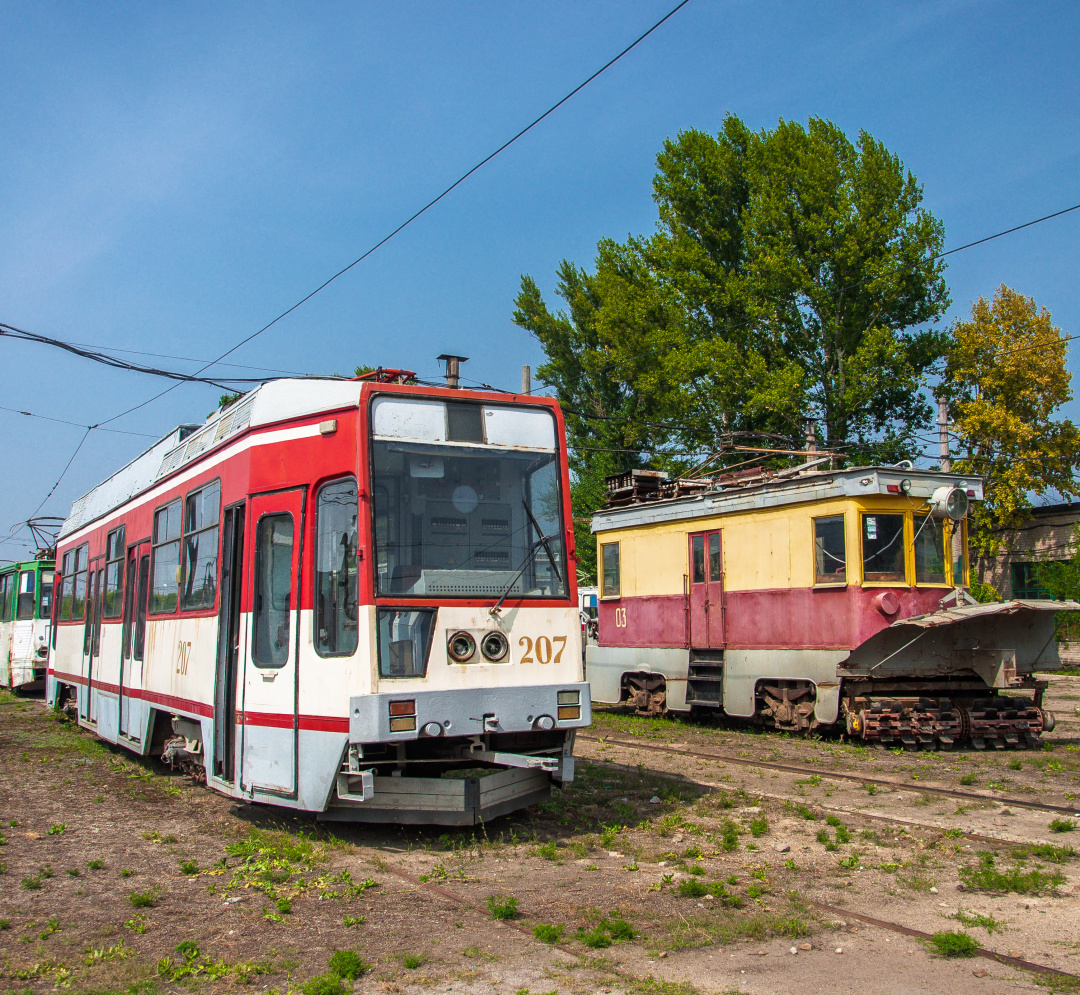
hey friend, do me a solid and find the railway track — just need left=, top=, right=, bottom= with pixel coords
left=377, top=856, right=1080, bottom=983
left=580, top=733, right=1080, bottom=818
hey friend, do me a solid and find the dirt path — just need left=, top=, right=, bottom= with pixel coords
left=1, top=686, right=1078, bottom=995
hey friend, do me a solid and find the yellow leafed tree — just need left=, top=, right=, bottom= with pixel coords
left=942, top=285, right=1080, bottom=571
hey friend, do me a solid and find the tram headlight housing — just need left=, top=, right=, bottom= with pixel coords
left=930, top=485, right=969, bottom=521
left=557, top=691, right=581, bottom=721
left=480, top=630, right=509, bottom=662
left=447, top=631, right=476, bottom=663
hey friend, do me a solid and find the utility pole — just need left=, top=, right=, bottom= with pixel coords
left=938, top=398, right=951, bottom=472
left=522, top=365, right=531, bottom=395
left=804, top=421, right=817, bottom=465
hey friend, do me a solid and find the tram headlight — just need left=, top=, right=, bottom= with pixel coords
left=534, top=715, right=555, bottom=730
left=447, top=631, right=476, bottom=662
left=930, top=485, right=969, bottom=521
left=420, top=721, right=443, bottom=737
left=480, top=630, right=508, bottom=662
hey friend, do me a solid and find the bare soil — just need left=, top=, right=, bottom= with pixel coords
left=0, top=678, right=1078, bottom=995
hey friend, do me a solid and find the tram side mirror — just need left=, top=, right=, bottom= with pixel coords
left=929, top=485, right=968, bottom=521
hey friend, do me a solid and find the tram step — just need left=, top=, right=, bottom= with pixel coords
left=687, top=660, right=724, bottom=706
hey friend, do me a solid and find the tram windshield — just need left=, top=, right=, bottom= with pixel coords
left=372, top=441, right=568, bottom=599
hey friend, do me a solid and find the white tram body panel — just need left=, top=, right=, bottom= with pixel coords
left=48, top=378, right=589, bottom=823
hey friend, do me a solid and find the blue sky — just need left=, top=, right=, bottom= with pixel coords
left=2, top=0, right=1078, bottom=560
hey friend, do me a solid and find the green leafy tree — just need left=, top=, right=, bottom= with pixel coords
left=941, top=285, right=1080, bottom=572
left=515, top=115, right=951, bottom=575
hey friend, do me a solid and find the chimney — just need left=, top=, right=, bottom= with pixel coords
left=437, top=354, right=468, bottom=389
left=522, top=365, right=531, bottom=395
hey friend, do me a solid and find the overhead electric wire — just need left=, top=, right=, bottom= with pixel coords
left=0, top=404, right=160, bottom=438
left=89, top=0, right=693, bottom=429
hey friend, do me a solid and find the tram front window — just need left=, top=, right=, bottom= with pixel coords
left=372, top=441, right=568, bottom=599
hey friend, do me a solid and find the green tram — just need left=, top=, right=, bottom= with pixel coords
left=0, top=557, right=55, bottom=690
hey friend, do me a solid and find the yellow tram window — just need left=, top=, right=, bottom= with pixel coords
left=914, top=515, right=947, bottom=584
left=813, top=515, right=846, bottom=584
left=948, top=520, right=969, bottom=587
left=708, top=533, right=722, bottom=582
left=862, top=514, right=906, bottom=583
left=691, top=534, right=706, bottom=584
left=601, top=542, right=620, bottom=598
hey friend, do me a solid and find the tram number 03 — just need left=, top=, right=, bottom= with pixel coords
left=518, top=635, right=566, bottom=664
left=175, top=640, right=192, bottom=676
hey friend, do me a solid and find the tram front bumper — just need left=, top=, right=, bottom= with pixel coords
left=349, top=682, right=591, bottom=744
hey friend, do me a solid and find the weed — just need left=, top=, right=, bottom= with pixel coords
left=795, top=804, right=817, bottom=821
left=463, top=945, right=498, bottom=961
left=403, top=954, right=425, bottom=969
left=1050, top=818, right=1076, bottom=834
left=86, top=941, right=130, bottom=965
left=486, top=894, right=519, bottom=920
left=599, top=825, right=620, bottom=848
left=533, top=923, right=566, bottom=944
left=749, top=813, right=769, bottom=837
left=125, top=915, right=149, bottom=934
left=826, top=814, right=842, bottom=827
left=129, top=886, right=158, bottom=908
left=683, top=844, right=703, bottom=859
left=720, top=820, right=739, bottom=852
left=342, top=913, right=365, bottom=927
left=1008, top=759, right=1023, bottom=770
left=746, top=883, right=766, bottom=899
left=87, top=859, right=104, bottom=870
left=863, top=782, right=878, bottom=796
left=959, top=773, right=977, bottom=786
left=952, top=908, right=1003, bottom=934
left=678, top=878, right=708, bottom=898
left=784, top=859, right=796, bottom=871
left=120, top=868, right=133, bottom=877
left=536, top=840, right=559, bottom=861
left=578, top=927, right=612, bottom=949
left=46, top=822, right=66, bottom=835
left=928, top=930, right=979, bottom=957
left=0, top=920, right=8, bottom=930
left=327, top=950, right=371, bottom=979
left=39, top=915, right=60, bottom=939
left=179, top=859, right=198, bottom=875
left=688, top=864, right=706, bottom=876
left=839, top=854, right=861, bottom=869
left=65, top=867, right=79, bottom=877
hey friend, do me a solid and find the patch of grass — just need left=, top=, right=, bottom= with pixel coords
left=749, top=813, right=769, bottom=837
left=1008, top=758, right=1023, bottom=770
left=688, top=864, right=706, bottom=876
left=486, top=895, right=519, bottom=920
left=959, top=852, right=1065, bottom=894
left=683, top=844, right=703, bottom=859
left=1012, top=844, right=1076, bottom=864
left=0, top=920, right=9, bottom=930
left=578, top=927, right=612, bottom=949
left=327, top=950, right=370, bottom=979
left=300, top=974, right=346, bottom=995
left=179, top=859, right=198, bottom=875
left=928, top=930, right=979, bottom=958
left=863, top=782, right=877, bottom=795
left=342, top=914, right=365, bottom=927
left=65, top=867, right=79, bottom=877
left=666, top=904, right=815, bottom=950
left=120, top=868, right=133, bottom=878
left=403, top=954, right=425, bottom=969
left=125, top=915, right=149, bottom=934
left=533, top=923, right=566, bottom=944
left=720, top=820, right=739, bottom=851
left=959, top=773, right=978, bottom=786
left=1050, top=818, right=1076, bottom=834
left=129, top=886, right=158, bottom=908
left=87, top=859, right=104, bottom=870
left=46, top=822, right=66, bottom=835
left=536, top=840, right=559, bottom=861
left=952, top=908, right=1004, bottom=934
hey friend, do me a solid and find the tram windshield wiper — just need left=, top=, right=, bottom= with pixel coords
left=489, top=533, right=559, bottom=616
left=521, top=499, right=561, bottom=583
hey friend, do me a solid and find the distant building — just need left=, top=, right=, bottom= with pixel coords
left=983, top=502, right=1080, bottom=599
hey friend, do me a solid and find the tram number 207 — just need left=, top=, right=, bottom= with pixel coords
left=518, top=635, right=567, bottom=664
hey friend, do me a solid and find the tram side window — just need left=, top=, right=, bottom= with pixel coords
left=601, top=542, right=620, bottom=598
left=948, top=520, right=968, bottom=587
left=862, top=514, right=906, bottom=583
left=58, top=551, right=73, bottom=620
left=315, top=478, right=359, bottom=657
left=914, top=515, right=947, bottom=584
left=814, top=515, right=846, bottom=584
left=151, top=500, right=182, bottom=613
left=182, top=481, right=220, bottom=610
left=0, top=573, right=11, bottom=619
left=103, top=526, right=126, bottom=618
left=15, top=572, right=35, bottom=620
left=39, top=571, right=54, bottom=619
left=253, top=514, right=294, bottom=668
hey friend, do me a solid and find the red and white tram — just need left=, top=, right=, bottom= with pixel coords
left=48, top=372, right=589, bottom=823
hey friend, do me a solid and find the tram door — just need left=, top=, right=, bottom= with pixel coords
left=688, top=531, right=724, bottom=649
left=213, top=504, right=245, bottom=783
left=119, top=545, right=150, bottom=742
left=80, top=562, right=104, bottom=722
left=240, top=490, right=304, bottom=796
